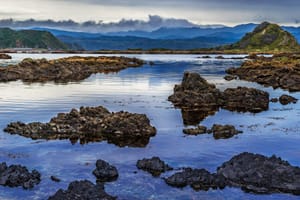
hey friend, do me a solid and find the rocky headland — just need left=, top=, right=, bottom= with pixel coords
left=4, top=106, right=156, bottom=147
left=0, top=56, right=144, bottom=83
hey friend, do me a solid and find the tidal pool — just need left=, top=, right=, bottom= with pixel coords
left=0, top=54, right=299, bottom=200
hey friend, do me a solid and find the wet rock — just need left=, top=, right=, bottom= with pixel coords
left=166, top=152, right=300, bottom=195
left=224, top=75, right=237, bottom=81
left=183, top=125, right=207, bottom=135
left=226, top=54, right=300, bottom=92
left=210, top=124, right=242, bottom=139
left=270, top=98, right=279, bottom=103
left=279, top=95, right=298, bottom=105
left=50, top=176, right=61, bottom=182
left=0, top=53, right=11, bottom=59
left=48, top=180, right=116, bottom=200
left=0, top=56, right=144, bottom=83
left=222, top=87, right=269, bottom=113
left=93, top=160, right=118, bottom=182
left=215, top=56, right=225, bottom=59
left=136, top=157, right=173, bottom=177
left=4, top=106, right=156, bottom=147
left=217, top=152, right=300, bottom=195
left=0, top=162, right=41, bottom=189
left=169, top=72, right=269, bottom=125
left=201, top=55, right=211, bottom=59
left=165, top=168, right=227, bottom=190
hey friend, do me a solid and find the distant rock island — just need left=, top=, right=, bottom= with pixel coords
left=0, top=28, right=67, bottom=50
left=221, top=22, right=300, bottom=52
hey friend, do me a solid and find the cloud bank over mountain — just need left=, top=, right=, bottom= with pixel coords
left=0, top=15, right=209, bottom=32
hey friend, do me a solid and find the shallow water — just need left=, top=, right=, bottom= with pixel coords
left=0, top=53, right=300, bottom=200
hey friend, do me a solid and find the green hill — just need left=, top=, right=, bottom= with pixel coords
left=221, top=22, right=300, bottom=52
left=0, top=28, right=67, bottom=50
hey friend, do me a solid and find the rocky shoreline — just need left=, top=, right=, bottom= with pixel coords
left=226, top=53, right=300, bottom=92
left=4, top=106, right=156, bottom=147
left=0, top=56, right=144, bottom=83
left=168, top=72, right=269, bottom=125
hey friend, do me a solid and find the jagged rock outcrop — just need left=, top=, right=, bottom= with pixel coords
left=168, top=72, right=269, bottom=124
left=165, top=152, right=300, bottom=195
left=4, top=106, right=156, bottom=147
left=0, top=56, right=144, bottom=83
left=226, top=54, right=300, bottom=92
left=0, top=162, right=41, bottom=189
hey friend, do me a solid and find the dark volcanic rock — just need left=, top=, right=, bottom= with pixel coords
left=224, top=75, right=237, bottom=81
left=136, top=157, right=173, bottom=177
left=0, top=162, right=41, bottom=189
left=50, top=176, right=61, bottom=182
left=165, top=168, right=227, bottom=190
left=168, top=72, right=269, bottom=124
left=0, top=56, right=144, bottom=83
left=183, top=125, right=207, bottom=135
left=4, top=106, right=156, bottom=147
left=165, top=152, right=300, bottom=195
left=93, top=160, right=118, bottom=182
left=210, top=124, right=243, bottom=139
left=217, top=152, right=300, bottom=195
left=0, top=53, right=11, bottom=59
left=216, top=56, right=225, bottom=59
left=279, top=95, right=298, bottom=105
left=48, top=180, right=116, bottom=200
left=222, top=87, right=269, bottom=113
left=226, top=54, right=300, bottom=92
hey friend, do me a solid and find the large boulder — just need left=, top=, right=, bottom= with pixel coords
left=93, top=160, right=118, bottom=182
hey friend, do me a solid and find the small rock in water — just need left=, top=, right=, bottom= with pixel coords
left=279, top=95, right=298, bottom=105
left=136, top=157, right=173, bottom=177
left=210, top=124, right=243, bottom=139
left=50, top=176, right=61, bottom=182
left=93, top=159, right=118, bottom=182
left=183, top=125, right=207, bottom=135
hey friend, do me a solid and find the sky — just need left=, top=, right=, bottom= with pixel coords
left=0, top=0, right=299, bottom=26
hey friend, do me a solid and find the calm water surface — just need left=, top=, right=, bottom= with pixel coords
left=0, top=54, right=300, bottom=200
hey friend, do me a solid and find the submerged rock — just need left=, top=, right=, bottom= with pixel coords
left=0, top=56, right=144, bottom=83
left=165, top=152, right=300, bottom=195
left=169, top=72, right=269, bottom=124
left=4, top=106, right=156, bottom=147
left=0, top=162, right=41, bottom=189
left=48, top=180, right=116, bottom=200
left=93, top=160, right=118, bottom=182
left=136, top=157, right=173, bottom=177
left=279, top=95, right=298, bottom=105
left=226, top=54, right=300, bottom=92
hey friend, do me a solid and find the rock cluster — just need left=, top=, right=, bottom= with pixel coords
left=0, top=56, right=144, bottom=83
left=226, top=54, right=300, bottom=92
left=93, top=160, right=119, bottom=182
left=0, top=162, right=41, bottom=189
left=168, top=72, right=269, bottom=125
left=165, top=152, right=300, bottom=195
left=183, top=124, right=242, bottom=139
left=0, top=53, right=11, bottom=59
left=48, top=180, right=116, bottom=200
left=136, top=157, right=173, bottom=177
left=4, top=106, right=156, bottom=147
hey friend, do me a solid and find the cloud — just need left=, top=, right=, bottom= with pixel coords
left=0, top=15, right=199, bottom=32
